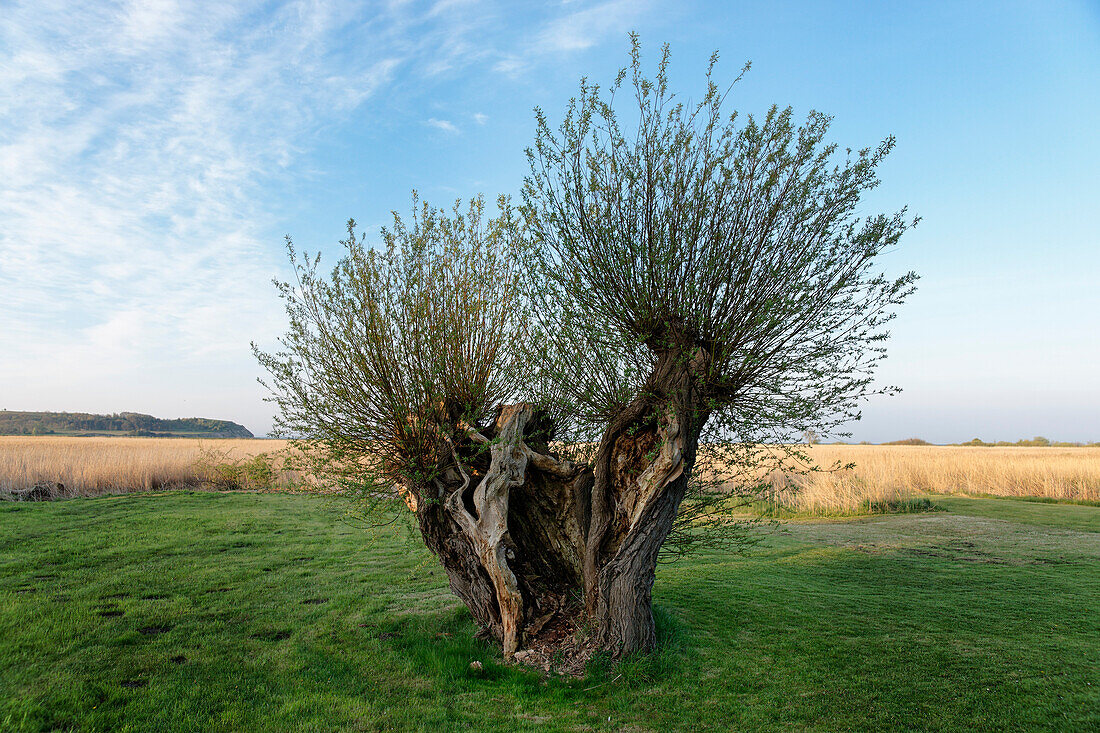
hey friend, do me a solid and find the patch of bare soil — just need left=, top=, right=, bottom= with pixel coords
left=511, top=602, right=598, bottom=677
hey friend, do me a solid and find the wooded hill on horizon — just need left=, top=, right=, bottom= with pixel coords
left=0, top=410, right=253, bottom=438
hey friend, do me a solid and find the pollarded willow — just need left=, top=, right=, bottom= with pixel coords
left=256, top=37, right=916, bottom=667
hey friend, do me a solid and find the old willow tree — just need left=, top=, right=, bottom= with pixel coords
left=255, top=40, right=916, bottom=667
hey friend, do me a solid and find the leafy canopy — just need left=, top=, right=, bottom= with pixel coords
left=523, top=35, right=916, bottom=443
left=255, top=194, right=530, bottom=498
left=256, top=37, right=916, bottom=551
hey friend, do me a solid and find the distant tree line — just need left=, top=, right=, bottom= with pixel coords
left=846, top=436, right=1100, bottom=447
left=0, top=411, right=253, bottom=438
left=957, top=436, right=1100, bottom=448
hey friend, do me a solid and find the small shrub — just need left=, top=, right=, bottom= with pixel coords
left=862, top=497, right=939, bottom=514
left=193, top=448, right=280, bottom=491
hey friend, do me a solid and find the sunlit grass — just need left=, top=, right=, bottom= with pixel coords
left=1, top=492, right=1096, bottom=731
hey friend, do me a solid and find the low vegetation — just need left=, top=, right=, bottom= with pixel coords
left=1, top=492, right=1096, bottom=731
left=760, top=444, right=1100, bottom=514
left=0, top=437, right=293, bottom=497
left=4, top=438, right=1099, bottom=513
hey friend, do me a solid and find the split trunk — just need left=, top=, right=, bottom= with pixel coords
left=407, top=349, right=712, bottom=663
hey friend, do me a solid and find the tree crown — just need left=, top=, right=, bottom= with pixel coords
left=523, top=35, right=916, bottom=441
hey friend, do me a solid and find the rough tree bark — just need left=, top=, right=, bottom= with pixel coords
left=405, top=345, right=713, bottom=666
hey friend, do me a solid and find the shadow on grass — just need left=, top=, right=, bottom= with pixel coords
left=1003, top=496, right=1100, bottom=508
left=582, top=604, right=690, bottom=689
left=372, top=602, right=692, bottom=696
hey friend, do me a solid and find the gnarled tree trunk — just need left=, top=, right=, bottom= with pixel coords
left=407, top=348, right=712, bottom=666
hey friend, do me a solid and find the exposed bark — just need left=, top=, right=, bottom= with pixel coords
left=408, top=347, right=713, bottom=666
left=587, top=346, right=712, bottom=655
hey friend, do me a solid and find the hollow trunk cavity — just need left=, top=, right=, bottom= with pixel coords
left=409, top=349, right=711, bottom=666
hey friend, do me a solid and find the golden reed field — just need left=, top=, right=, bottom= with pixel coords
left=768, top=444, right=1100, bottom=513
left=0, top=437, right=294, bottom=496
left=2, top=436, right=1099, bottom=510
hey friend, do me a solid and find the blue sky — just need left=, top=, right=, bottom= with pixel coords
left=1, top=0, right=1098, bottom=441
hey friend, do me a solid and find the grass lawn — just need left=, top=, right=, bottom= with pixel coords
left=1, top=493, right=1097, bottom=732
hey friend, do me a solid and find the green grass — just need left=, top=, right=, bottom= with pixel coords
left=1, top=493, right=1097, bottom=732
left=756, top=496, right=941, bottom=519
left=1001, top=496, right=1100, bottom=509
left=932, top=495, right=1100, bottom=533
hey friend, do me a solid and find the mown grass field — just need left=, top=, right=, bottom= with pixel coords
left=1, top=492, right=1097, bottom=731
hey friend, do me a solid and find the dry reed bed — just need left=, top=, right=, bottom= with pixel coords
left=2, top=438, right=1099, bottom=509
left=772, top=445, right=1100, bottom=513
left=0, top=437, right=292, bottom=496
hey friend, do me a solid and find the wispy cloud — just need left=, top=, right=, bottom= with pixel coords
left=426, top=118, right=460, bottom=133
left=494, top=0, right=648, bottom=76
left=493, top=55, right=527, bottom=75
left=0, top=0, right=409, bottom=421
left=0, top=0, right=656, bottom=429
left=536, top=0, right=645, bottom=53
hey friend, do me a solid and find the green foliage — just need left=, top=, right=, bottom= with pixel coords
left=257, top=37, right=917, bottom=552
left=862, top=496, right=939, bottom=514
left=516, top=36, right=917, bottom=550
left=0, top=410, right=252, bottom=437
left=253, top=195, right=531, bottom=506
left=192, top=448, right=279, bottom=491
left=755, top=495, right=940, bottom=519
left=522, top=34, right=917, bottom=441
